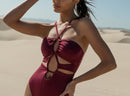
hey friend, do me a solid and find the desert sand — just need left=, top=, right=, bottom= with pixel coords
left=0, top=17, right=130, bottom=96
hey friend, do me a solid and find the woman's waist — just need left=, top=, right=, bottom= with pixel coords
left=41, top=61, right=75, bottom=78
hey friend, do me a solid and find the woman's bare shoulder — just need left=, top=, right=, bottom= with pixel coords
left=77, top=17, right=96, bottom=37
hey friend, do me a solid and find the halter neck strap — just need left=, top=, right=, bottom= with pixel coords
left=55, top=21, right=70, bottom=39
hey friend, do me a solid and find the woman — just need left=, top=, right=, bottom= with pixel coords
left=3, top=0, right=117, bottom=96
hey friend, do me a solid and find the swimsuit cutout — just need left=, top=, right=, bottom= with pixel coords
left=29, top=19, right=85, bottom=96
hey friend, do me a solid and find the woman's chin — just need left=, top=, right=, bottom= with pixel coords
left=53, top=9, right=60, bottom=13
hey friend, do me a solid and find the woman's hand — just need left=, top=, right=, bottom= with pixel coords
left=60, top=80, right=76, bottom=96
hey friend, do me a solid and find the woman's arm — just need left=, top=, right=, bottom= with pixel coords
left=72, top=17, right=117, bottom=85
left=3, top=0, right=38, bottom=23
left=3, top=0, right=51, bottom=38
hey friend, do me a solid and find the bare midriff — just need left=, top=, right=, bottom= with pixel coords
left=42, top=55, right=74, bottom=75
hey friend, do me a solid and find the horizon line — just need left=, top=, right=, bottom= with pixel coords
left=0, top=16, right=130, bottom=31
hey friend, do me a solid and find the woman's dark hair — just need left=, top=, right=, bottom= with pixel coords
left=74, top=0, right=95, bottom=19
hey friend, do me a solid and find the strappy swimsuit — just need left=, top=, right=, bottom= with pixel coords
left=29, top=19, right=84, bottom=96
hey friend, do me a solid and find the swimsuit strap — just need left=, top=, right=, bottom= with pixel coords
left=55, top=19, right=74, bottom=40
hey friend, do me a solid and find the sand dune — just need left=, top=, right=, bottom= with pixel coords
left=121, top=29, right=130, bottom=36
left=1, top=17, right=130, bottom=44
left=0, top=40, right=129, bottom=96
left=0, top=17, right=130, bottom=96
left=98, top=29, right=130, bottom=44
left=118, top=38, right=130, bottom=43
left=0, top=18, right=11, bottom=31
left=0, top=29, right=40, bottom=41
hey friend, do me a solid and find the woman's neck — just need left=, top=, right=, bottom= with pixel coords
left=57, top=11, right=78, bottom=25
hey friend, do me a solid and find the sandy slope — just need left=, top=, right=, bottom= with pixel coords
left=0, top=17, right=130, bottom=96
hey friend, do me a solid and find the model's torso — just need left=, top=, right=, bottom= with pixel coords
left=41, top=19, right=89, bottom=78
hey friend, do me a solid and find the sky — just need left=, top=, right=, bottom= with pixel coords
left=0, top=0, right=130, bottom=30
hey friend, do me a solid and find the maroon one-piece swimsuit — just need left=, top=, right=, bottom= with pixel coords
left=29, top=19, right=84, bottom=96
